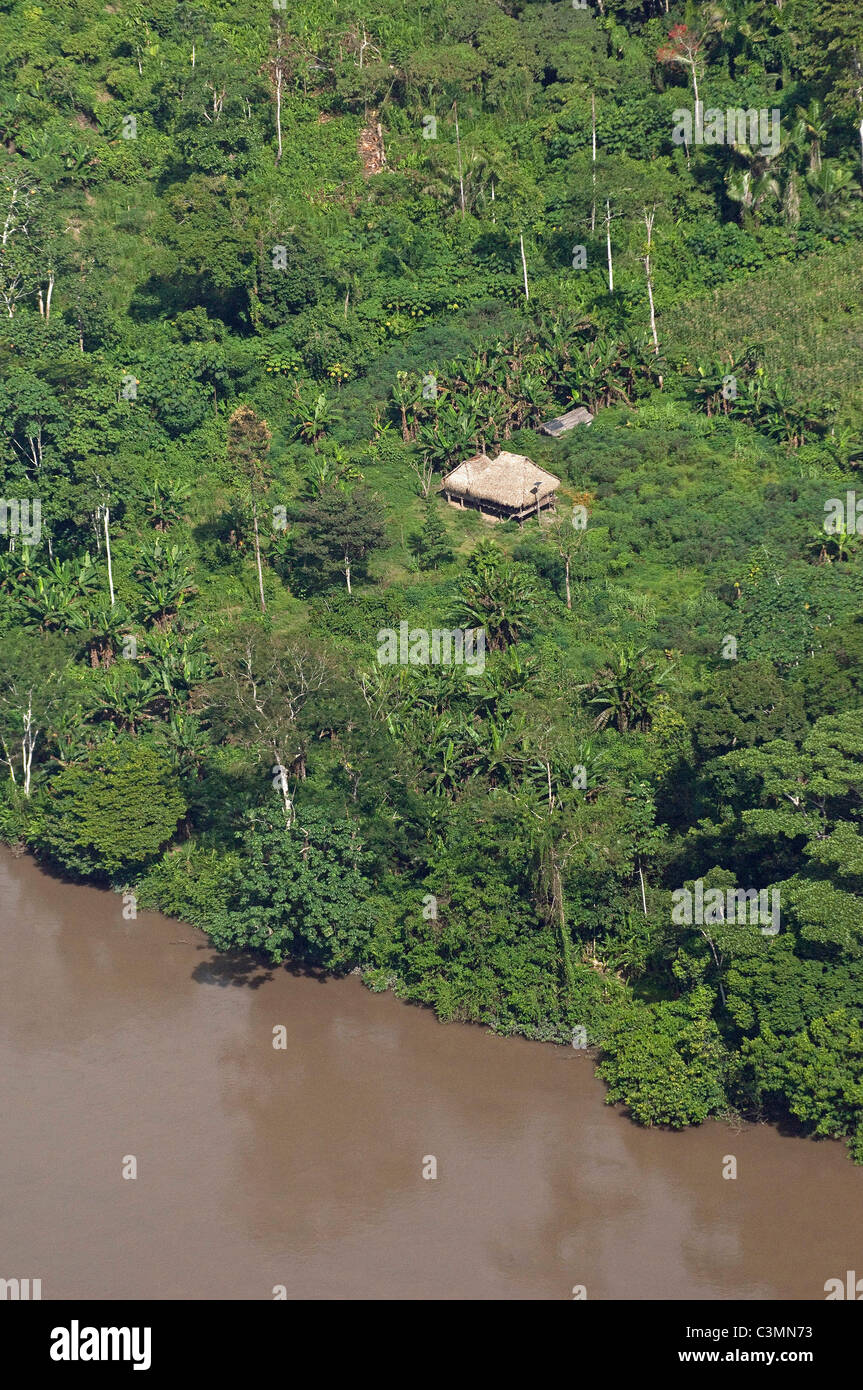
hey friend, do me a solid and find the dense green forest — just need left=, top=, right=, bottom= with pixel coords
left=1, top=0, right=863, bottom=1157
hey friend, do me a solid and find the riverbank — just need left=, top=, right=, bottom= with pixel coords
left=3, top=845, right=862, bottom=1300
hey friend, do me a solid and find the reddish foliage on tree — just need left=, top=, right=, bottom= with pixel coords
left=656, top=24, right=705, bottom=108
left=656, top=24, right=702, bottom=68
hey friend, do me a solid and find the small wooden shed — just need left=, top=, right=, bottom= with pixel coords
left=540, top=406, right=593, bottom=437
left=441, top=451, right=561, bottom=522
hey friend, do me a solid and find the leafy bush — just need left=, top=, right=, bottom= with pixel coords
left=33, top=740, right=186, bottom=880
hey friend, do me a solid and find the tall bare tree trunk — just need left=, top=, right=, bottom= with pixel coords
left=1, top=733, right=16, bottom=785
left=103, top=505, right=115, bottom=607
left=22, top=697, right=35, bottom=797
left=605, top=200, right=614, bottom=292
left=519, top=233, right=530, bottom=300
left=453, top=101, right=465, bottom=217
left=642, top=206, right=659, bottom=354
left=272, top=745, right=293, bottom=823
left=2, top=186, right=17, bottom=247
left=252, top=501, right=266, bottom=612
left=590, top=92, right=597, bottom=234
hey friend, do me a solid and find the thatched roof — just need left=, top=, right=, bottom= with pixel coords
left=442, top=451, right=561, bottom=510
left=540, top=406, right=593, bottom=436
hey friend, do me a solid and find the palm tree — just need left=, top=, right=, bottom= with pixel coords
left=724, top=111, right=790, bottom=225
left=792, top=98, right=828, bottom=174
left=806, top=162, right=855, bottom=216
left=782, top=169, right=802, bottom=226
left=462, top=148, right=508, bottom=218
left=726, top=166, right=780, bottom=224
left=227, top=405, right=272, bottom=614
left=414, top=145, right=458, bottom=206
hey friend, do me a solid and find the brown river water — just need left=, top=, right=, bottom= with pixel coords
left=2, top=846, right=861, bottom=1301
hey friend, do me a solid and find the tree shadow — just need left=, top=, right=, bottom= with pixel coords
left=191, top=949, right=274, bottom=989
left=191, top=949, right=344, bottom=990
left=282, top=958, right=340, bottom=985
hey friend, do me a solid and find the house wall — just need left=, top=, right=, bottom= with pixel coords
left=442, top=491, right=558, bottom=520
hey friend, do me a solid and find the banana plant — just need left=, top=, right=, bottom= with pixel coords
left=45, top=702, right=107, bottom=770
left=75, top=598, right=134, bottom=669
left=134, top=542, right=198, bottom=629
left=824, top=428, right=863, bottom=470
left=807, top=520, right=860, bottom=566
left=86, top=663, right=160, bottom=734
left=453, top=545, right=536, bottom=651
left=758, top=379, right=810, bottom=447
left=418, top=400, right=482, bottom=468
left=464, top=645, right=532, bottom=717
left=144, top=628, right=213, bottom=712
left=581, top=644, right=672, bottom=734
left=289, top=385, right=335, bottom=450
left=157, top=712, right=212, bottom=777
left=459, top=712, right=528, bottom=790
left=146, top=477, right=192, bottom=531
left=428, top=731, right=460, bottom=797
left=303, top=445, right=364, bottom=497
left=16, top=553, right=99, bottom=632
left=391, top=370, right=423, bottom=441
left=0, top=547, right=35, bottom=600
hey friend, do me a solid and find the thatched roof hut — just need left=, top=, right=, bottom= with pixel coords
left=540, top=406, right=593, bottom=436
left=442, top=451, right=561, bottom=521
